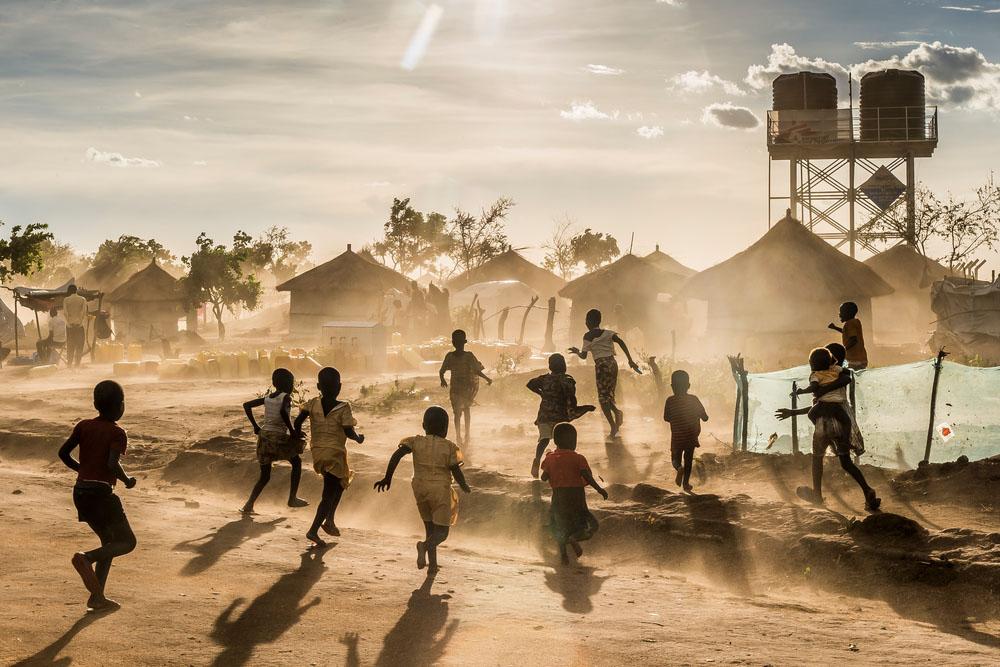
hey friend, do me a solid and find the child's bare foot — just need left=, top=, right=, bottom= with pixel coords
left=416, top=541, right=427, bottom=570
left=321, top=522, right=340, bottom=537
left=87, top=594, right=120, bottom=612
left=288, top=497, right=309, bottom=508
left=570, top=540, right=583, bottom=557
left=239, top=505, right=256, bottom=515
left=608, top=426, right=619, bottom=439
left=683, top=483, right=694, bottom=493
left=674, top=469, right=683, bottom=487
left=614, top=409, right=624, bottom=427
left=530, top=458, right=541, bottom=479
left=71, top=553, right=100, bottom=595
left=306, top=530, right=327, bottom=548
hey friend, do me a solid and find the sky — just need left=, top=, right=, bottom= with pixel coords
left=1, top=0, right=999, bottom=270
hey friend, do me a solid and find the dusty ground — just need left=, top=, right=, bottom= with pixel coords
left=1, top=367, right=999, bottom=666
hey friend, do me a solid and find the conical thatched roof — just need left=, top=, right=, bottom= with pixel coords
left=644, top=246, right=696, bottom=278
left=107, top=261, right=183, bottom=303
left=276, top=245, right=410, bottom=293
left=679, top=213, right=893, bottom=303
left=864, top=244, right=950, bottom=292
left=559, top=253, right=686, bottom=300
left=448, top=249, right=565, bottom=297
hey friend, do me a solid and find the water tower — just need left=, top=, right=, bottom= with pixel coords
left=766, top=69, right=938, bottom=256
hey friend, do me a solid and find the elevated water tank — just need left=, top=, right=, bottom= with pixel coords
left=772, top=72, right=838, bottom=110
left=860, top=69, right=925, bottom=141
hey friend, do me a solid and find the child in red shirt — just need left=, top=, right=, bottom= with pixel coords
left=58, top=380, right=137, bottom=611
left=540, top=423, right=608, bottom=565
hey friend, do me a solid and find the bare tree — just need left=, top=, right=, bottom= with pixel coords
left=542, top=215, right=577, bottom=280
left=447, top=197, right=514, bottom=275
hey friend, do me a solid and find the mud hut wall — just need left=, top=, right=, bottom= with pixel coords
left=111, top=301, right=182, bottom=341
left=287, top=289, right=384, bottom=337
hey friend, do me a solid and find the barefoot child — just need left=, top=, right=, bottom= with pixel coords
left=241, top=368, right=307, bottom=514
left=540, top=423, right=608, bottom=565
left=440, top=329, right=492, bottom=446
left=776, top=347, right=880, bottom=512
left=568, top=309, right=642, bottom=439
left=374, top=406, right=470, bottom=571
left=527, top=353, right=595, bottom=478
left=294, top=367, right=364, bottom=547
left=662, top=370, right=709, bottom=492
left=58, top=380, right=137, bottom=610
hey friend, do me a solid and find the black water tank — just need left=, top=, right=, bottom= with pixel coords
left=772, top=72, right=838, bottom=110
left=860, top=69, right=925, bottom=141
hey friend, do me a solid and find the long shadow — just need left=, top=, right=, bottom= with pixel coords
left=210, top=545, right=331, bottom=666
left=341, top=632, right=360, bottom=667
left=374, top=572, right=459, bottom=667
left=174, top=516, right=286, bottom=576
left=602, top=440, right=641, bottom=484
left=682, top=493, right=753, bottom=596
left=863, top=466, right=943, bottom=530
left=13, top=609, right=116, bottom=666
left=543, top=565, right=611, bottom=614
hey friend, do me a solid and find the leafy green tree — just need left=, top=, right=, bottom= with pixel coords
left=0, top=222, right=55, bottom=283
left=234, top=226, right=312, bottom=283
left=9, top=237, right=88, bottom=287
left=570, top=228, right=620, bottom=272
left=372, top=198, right=452, bottom=275
left=448, top=197, right=514, bottom=275
left=90, top=235, right=174, bottom=281
left=181, top=233, right=262, bottom=341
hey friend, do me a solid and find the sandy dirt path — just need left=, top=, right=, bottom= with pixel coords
left=2, top=463, right=998, bottom=667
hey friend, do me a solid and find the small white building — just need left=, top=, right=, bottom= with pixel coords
left=321, top=321, right=387, bottom=373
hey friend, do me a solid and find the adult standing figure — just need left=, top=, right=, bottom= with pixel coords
left=63, top=285, right=89, bottom=368
left=569, top=308, right=642, bottom=439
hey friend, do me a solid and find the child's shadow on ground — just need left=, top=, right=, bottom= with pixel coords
left=209, top=545, right=331, bottom=666
left=375, top=572, right=458, bottom=667
left=174, top=516, right=286, bottom=576
left=544, top=564, right=611, bottom=614
left=12, top=608, right=116, bottom=666
left=602, top=440, right=661, bottom=485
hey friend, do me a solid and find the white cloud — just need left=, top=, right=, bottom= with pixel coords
left=583, top=64, right=624, bottom=76
left=853, top=41, right=1000, bottom=110
left=656, top=0, right=686, bottom=5
left=193, top=160, right=208, bottom=166
left=636, top=125, right=664, bottom=139
left=941, top=5, right=980, bottom=11
left=745, top=43, right=850, bottom=90
left=854, top=40, right=923, bottom=50
left=85, top=147, right=161, bottom=168
left=669, top=70, right=746, bottom=95
left=701, top=103, right=760, bottom=130
left=559, top=101, right=617, bottom=121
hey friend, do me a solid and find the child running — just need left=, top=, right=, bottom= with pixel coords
left=241, top=368, right=308, bottom=514
left=828, top=301, right=868, bottom=370
left=294, top=367, right=364, bottom=548
left=540, top=423, right=608, bottom=565
left=569, top=308, right=642, bottom=439
left=58, top=380, right=137, bottom=611
left=777, top=347, right=880, bottom=512
left=662, top=370, right=709, bottom=492
left=527, top=353, right=595, bottom=479
left=374, top=406, right=470, bottom=572
left=440, top=329, right=492, bottom=446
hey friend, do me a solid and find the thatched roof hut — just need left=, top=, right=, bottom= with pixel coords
left=864, top=244, right=951, bottom=345
left=277, top=245, right=410, bottom=336
left=644, top=245, right=696, bottom=278
left=448, top=249, right=565, bottom=298
left=559, top=254, right=686, bottom=345
left=106, top=261, right=185, bottom=341
left=678, top=212, right=893, bottom=359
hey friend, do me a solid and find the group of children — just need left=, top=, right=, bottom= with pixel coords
left=59, top=303, right=876, bottom=610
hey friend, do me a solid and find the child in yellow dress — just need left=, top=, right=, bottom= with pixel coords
left=294, top=367, right=364, bottom=548
left=374, top=405, right=470, bottom=571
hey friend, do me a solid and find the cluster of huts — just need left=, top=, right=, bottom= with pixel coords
left=6, top=212, right=960, bottom=367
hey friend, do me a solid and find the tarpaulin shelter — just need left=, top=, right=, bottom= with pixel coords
left=930, top=276, right=1000, bottom=360
left=0, top=298, right=24, bottom=344
left=677, top=212, right=893, bottom=365
left=106, top=261, right=185, bottom=342
left=448, top=249, right=565, bottom=299
left=864, top=244, right=951, bottom=346
left=277, top=244, right=411, bottom=337
left=8, top=280, right=103, bottom=358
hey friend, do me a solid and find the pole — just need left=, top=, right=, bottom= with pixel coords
left=922, top=348, right=948, bottom=464
left=542, top=297, right=556, bottom=353
left=14, top=297, right=19, bottom=357
left=906, top=152, right=916, bottom=245
left=497, top=307, right=509, bottom=341
left=517, top=296, right=539, bottom=345
left=789, top=159, right=798, bottom=219
left=740, top=370, right=750, bottom=452
left=790, top=381, right=799, bottom=454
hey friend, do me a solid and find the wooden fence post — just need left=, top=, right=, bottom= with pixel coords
left=922, top=348, right=948, bottom=464
left=542, top=297, right=556, bottom=353
left=791, top=381, right=799, bottom=455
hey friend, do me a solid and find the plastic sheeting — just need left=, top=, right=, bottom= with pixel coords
left=742, top=360, right=1000, bottom=469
